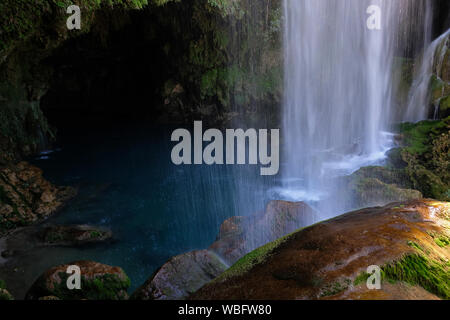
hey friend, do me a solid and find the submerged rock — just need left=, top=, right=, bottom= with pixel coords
left=0, top=162, right=77, bottom=236
left=191, top=200, right=450, bottom=300
left=39, top=225, right=112, bottom=246
left=131, top=250, right=227, bottom=300
left=26, top=261, right=130, bottom=300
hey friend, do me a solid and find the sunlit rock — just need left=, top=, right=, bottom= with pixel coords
left=191, top=200, right=450, bottom=300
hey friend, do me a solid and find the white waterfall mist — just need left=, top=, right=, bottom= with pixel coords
left=406, top=28, right=450, bottom=121
left=280, top=0, right=432, bottom=217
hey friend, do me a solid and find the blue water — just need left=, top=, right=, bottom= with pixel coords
left=30, top=122, right=276, bottom=292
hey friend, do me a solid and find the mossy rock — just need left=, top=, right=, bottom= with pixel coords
left=439, top=95, right=450, bottom=119
left=191, top=200, right=450, bottom=300
left=352, top=177, right=422, bottom=208
left=350, top=166, right=412, bottom=187
left=26, top=261, right=130, bottom=300
left=382, top=253, right=450, bottom=300
left=396, top=118, right=449, bottom=200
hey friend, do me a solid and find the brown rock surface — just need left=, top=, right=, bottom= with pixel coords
left=191, top=200, right=450, bottom=300
left=0, top=162, right=76, bottom=235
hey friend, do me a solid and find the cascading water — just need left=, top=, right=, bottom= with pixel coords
left=279, top=0, right=433, bottom=217
left=406, top=28, right=450, bottom=121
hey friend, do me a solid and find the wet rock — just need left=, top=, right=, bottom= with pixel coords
left=352, top=177, right=423, bottom=208
left=347, top=165, right=424, bottom=208
left=26, top=261, right=130, bottom=300
left=39, top=225, right=112, bottom=246
left=191, top=200, right=450, bottom=300
left=131, top=250, right=227, bottom=300
left=0, top=162, right=77, bottom=235
left=257, top=200, right=319, bottom=240
left=209, top=216, right=247, bottom=265
left=385, top=148, right=408, bottom=169
left=1, top=249, right=16, bottom=258
left=210, top=201, right=318, bottom=265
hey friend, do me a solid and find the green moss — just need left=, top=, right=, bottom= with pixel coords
left=353, top=272, right=370, bottom=286
left=428, top=232, right=450, bottom=248
left=215, top=232, right=293, bottom=282
left=48, top=272, right=130, bottom=300
left=440, top=96, right=450, bottom=118
left=382, top=254, right=450, bottom=300
left=352, top=253, right=450, bottom=299
left=353, top=177, right=422, bottom=208
left=320, top=279, right=352, bottom=297
left=407, top=240, right=424, bottom=252
left=398, top=120, right=447, bottom=155
left=0, top=279, right=6, bottom=290
left=90, top=231, right=102, bottom=238
left=397, top=117, right=450, bottom=200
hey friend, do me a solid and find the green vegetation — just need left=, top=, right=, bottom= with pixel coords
left=352, top=254, right=450, bottom=299
left=428, top=231, right=450, bottom=248
left=398, top=119, right=448, bottom=155
left=38, top=272, right=130, bottom=300
left=320, top=279, right=352, bottom=297
left=396, top=117, right=450, bottom=201
left=383, top=254, right=450, bottom=300
left=215, top=232, right=293, bottom=282
left=407, top=240, right=424, bottom=252
left=353, top=235, right=450, bottom=300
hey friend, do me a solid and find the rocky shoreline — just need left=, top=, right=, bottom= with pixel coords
left=1, top=198, right=448, bottom=300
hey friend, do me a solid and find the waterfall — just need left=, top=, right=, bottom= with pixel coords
left=279, top=0, right=432, bottom=216
left=406, top=28, right=450, bottom=121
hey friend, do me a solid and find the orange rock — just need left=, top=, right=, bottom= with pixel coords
left=192, top=200, right=450, bottom=300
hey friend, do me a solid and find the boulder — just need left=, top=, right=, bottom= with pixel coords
left=39, top=225, right=112, bottom=246
left=352, top=177, right=422, bottom=208
left=209, top=216, right=248, bottom=265
left=131, top=250, right=227, bottom=300
left=191, top=200, right=450, bottom=300
left=0, top=162, right=77, bottom=235
left=347, top=165, right=423, bottom=208
left=257, top=200, right=319, bottom=240
left=26, top=261, right=130, bottom=300
left=210, top=201, right=318, bottom=265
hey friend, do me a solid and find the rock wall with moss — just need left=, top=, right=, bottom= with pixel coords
left=0, top=0, right=283, bottom=163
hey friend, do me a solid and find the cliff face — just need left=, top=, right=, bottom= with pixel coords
left=0, top=0, right=283, bottom=163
